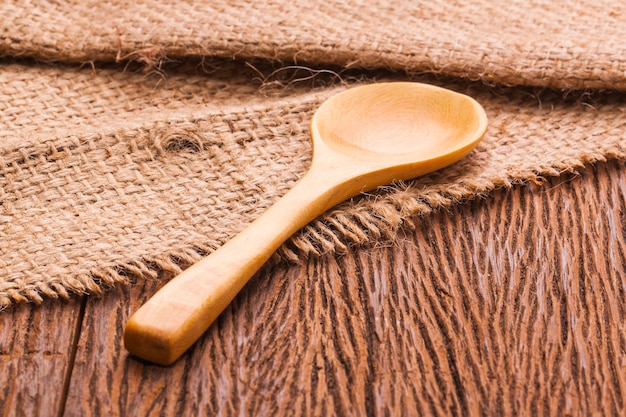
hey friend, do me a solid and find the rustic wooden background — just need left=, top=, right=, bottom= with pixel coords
left=1, top=159, right=625, bottom=417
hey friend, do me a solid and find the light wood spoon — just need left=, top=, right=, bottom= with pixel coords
left=124, top=82, right=488, bottom=365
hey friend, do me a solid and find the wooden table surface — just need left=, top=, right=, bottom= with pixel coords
left=1, top=159, right=625, bottom=417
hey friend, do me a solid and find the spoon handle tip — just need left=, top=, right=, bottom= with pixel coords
left=124, top=174, right=334, bottom=365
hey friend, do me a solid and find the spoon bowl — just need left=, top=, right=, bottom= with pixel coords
left=308, top=82, right=488, bottom=197
left=314, top=82, right=484, bottom=161
left=124, top=82, right=488, bottom=365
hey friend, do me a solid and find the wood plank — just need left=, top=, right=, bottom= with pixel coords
left=64, top=159, right=626, bottom=416
left=0, top=297, right=83, bottom=417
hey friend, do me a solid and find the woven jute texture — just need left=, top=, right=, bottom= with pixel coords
left=1, top=0, right=625, bottom=307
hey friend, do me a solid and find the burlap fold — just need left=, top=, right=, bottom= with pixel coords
left=2, top=0, right=626, bottom=90
left=1, top=0, right=625, bottom=307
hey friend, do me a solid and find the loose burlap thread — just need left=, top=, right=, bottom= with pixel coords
left=1, top=0, right=625, bottom=307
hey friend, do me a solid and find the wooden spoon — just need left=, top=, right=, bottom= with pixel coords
left=124, top=82, right=488, bottom=365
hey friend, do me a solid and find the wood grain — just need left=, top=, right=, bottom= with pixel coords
left=60, top=159, right=626, bottom=416
left=1, top=159, right=622, bottom=416
left=0, top=297, right=83, bottom=417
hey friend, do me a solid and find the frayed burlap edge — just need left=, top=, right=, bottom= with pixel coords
left=1, top=57, right=625, bottom=308
left=3, top=89, right=623, bottom=308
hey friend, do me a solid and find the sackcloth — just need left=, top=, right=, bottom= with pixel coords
left=1, top=0, right=625, bottom=307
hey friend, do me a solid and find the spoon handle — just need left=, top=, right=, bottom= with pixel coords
left=123, top=169, right=340, bottom=365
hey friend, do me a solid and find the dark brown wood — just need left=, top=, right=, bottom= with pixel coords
left=0, top=297, right=83, bottom=417
left=2, top=159, right=625, bottom=416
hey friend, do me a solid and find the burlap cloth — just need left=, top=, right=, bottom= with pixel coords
left=1, top=0, right=625, bottom=307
